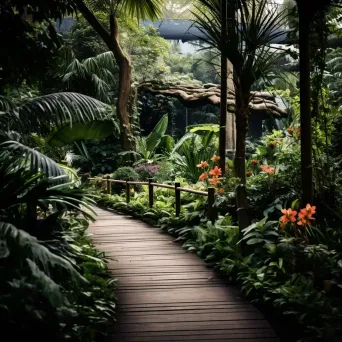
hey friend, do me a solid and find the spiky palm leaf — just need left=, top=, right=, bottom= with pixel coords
left=194, top=0, right=289, bottom=93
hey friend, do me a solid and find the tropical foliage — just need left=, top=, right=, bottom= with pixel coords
left=3, top=0, right=342, bottom=341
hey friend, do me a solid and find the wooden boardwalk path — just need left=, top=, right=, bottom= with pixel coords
left=89, top=207, right=279, bottom=342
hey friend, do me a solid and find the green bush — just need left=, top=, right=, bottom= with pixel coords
left=153, top=161, right=176, bottom=183
left=111, top=166, right=140, bottom=194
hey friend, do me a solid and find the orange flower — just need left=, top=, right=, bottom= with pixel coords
left=217, top=188, right=225, bottom=193
left=298, top=203, right=316, bottom=222
left=287, top=126, right=294, bottom=135
left=297, top=216, right=310, bottom=226
left=268, top=141, right=277, bottom=149
left=260, top=165, right=275, bottom=174
left=300, top=203, right=316, bottom=217
left=246, top=171, right=253, bottom=177
left=296, top=127, right=301, bottom=136
left=199, top=172, right=209, bottom=181
left=250, top=159, right=258, bottom=166
left=280, top=208, right=297, bottom=224
left=197, top=161, right=209, bottom=169
left=211, top=155, right=220, bottom=163
left=209, top=176, right=220, bottom=185
left=209, top=166, right=222, bottom=177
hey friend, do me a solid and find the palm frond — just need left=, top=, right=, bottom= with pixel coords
left=1, top=141, right=66, bottom=178
left=0, top=96, right=16, bottom=112
left=15, top=92, right=112, bottom=134
left=36, top=181, right=97, bottom=220
left=119, top=0, right=164, bottom=20
left=60, top=51, right=118, bottom=103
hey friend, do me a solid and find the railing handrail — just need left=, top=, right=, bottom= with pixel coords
left=88, top=176, right=217, bottom=222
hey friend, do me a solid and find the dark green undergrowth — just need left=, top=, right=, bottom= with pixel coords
left=98, top=191, right=342, bottom=342
left=0, top=213, right=116, bottom=342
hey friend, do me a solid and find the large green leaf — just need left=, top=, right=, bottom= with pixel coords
left=160, top=135, right=175, bottom=153
left=145, top=114, right=168, bottom=153
left=188, top=124, right=220, bottom=134
left=172, top=133, right=196, bottom=153
left=0, top=221, right=86, bottom=285
left=47, top=120, right=117, bottom=147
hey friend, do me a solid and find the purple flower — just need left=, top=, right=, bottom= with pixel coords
left=135, top=164, right=160, bottom=175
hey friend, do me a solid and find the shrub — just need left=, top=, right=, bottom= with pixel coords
left=111, top=167, right=140, bottom=194
left=153, top=161, right=176, bottom=183
left=134, top=164, right=161, bottom=181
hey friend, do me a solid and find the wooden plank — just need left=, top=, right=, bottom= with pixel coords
left=113, top=320, right=272, bottom=333
left=117, top=301, right=253, bottom=314
left=114, top=330, right=277, bottom=342
left=88, top=207, right=278, bottom=342
left=117, top=311, right=264, bottom=324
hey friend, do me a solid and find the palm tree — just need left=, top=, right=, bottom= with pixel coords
left=57, top=48, right=118, bottom=103
left=74, top=0, right=164, bottom=150
left=195, top=0, right=288, bottom=230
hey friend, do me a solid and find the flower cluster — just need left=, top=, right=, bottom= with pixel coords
left=287, top=126, right=301, bottom=137
left=260, top=165, right=275, bottom=174
left=280, top=204, right=316, bottom=227
left=197, top=155, right=224, bottom=191
left=268, top=141, right=277, bottom=149
left=135, top=164, right=160, bottom=176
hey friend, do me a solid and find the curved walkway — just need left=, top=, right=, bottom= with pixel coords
left=89, top=207, right=279, bottom=342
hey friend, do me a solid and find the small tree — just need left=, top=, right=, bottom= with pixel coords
left=74, top=0, right=163, bottom=150
left=195, top=0, right=288, bottom=230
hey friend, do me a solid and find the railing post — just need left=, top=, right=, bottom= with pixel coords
left=148, top=178, right=154, bottom=208
left=208, top=187, right=216, bottom=223
left=175, top=182, right=181, bottom=217
left=106, top=175, right=111, bottom=195
left=102, top=176, right=106, bottom=193
left=126, top=181, right=130, bottom=203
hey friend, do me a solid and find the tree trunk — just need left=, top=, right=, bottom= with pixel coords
left=219, top=0, right=228, bottom=172
left=75, top=0, right=133, bottom=150
left=234, top=91, right=248, bottom=185
left=298, top=4, right=313, bottom=205
left=234, top=89, right=250, bottom=232
left=110, top=13, right=133, bottom=150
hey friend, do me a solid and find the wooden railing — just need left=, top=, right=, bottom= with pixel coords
left=88, top=176, right=217, bottom=222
